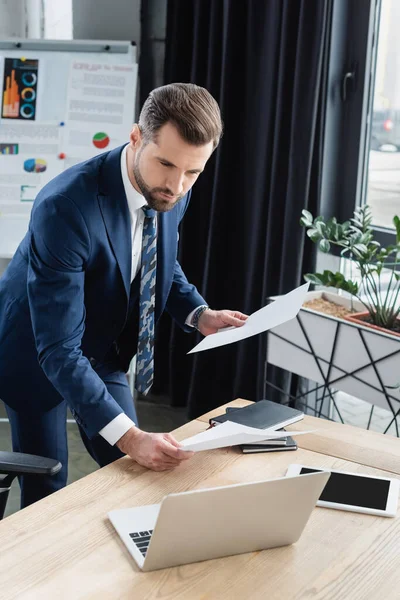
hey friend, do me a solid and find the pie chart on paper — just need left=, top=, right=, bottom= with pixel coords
left=23, top=158, right=47, bottom=173
left=92, top=132, right=110, bottom=149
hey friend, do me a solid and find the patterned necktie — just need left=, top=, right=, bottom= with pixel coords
left=135, top=206, right=157, bottom=395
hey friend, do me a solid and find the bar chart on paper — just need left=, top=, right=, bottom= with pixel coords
left=0, top=143, right=18, bottom=154
left=1, top=58, right=38, bottom=121
left=2, top=68, right=19, bottom=118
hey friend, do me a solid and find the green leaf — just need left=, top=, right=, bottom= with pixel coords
left=352, top=243, right=368, bottom=256
left=325, top=217, right=338, bottom=240
left=357, top=205, right=373, bottom=229
left=319, top=239, right=331, bottom=253
left=377, top=249, right=388, bottom=260
left=343, top=280, right=359, bottom=295
left=350, top=219, right=363, bottom=231
left=341, top=221, right=351, bottom=232
left=314, top=220, right=327, bottom=236
left=307, top=228, right=321, bottom=243
left=393, top=215, right=400, bottom=244
left=359, top=232, right=373, bottom=244
left=304, top=270, right=358, bottom=295
left=335, top=223, right=345, bottom=240
left=300, top=209, right=313, bottom=225
left=304, top=273, right=325, bottom=285
left=349, top=231, right=362, bottom=243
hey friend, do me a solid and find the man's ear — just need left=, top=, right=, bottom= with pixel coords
left=129, top=124, right=142, bottom=149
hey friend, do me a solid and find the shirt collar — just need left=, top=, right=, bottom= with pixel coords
left=120, top=144, right=147, bottom=213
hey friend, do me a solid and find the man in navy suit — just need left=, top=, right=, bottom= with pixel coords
left=0, top=83, right=247, bottom=507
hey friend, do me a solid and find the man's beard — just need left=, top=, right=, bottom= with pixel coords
left=133, top=156, right=184, bottom=212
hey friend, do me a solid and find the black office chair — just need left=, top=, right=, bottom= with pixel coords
left=0, top=451, right=62, bottom=519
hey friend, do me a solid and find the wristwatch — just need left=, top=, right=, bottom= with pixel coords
left=191, top=305, right=209, bottom=331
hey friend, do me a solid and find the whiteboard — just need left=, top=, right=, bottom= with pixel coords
left=0, top=39, right=137, bottom=258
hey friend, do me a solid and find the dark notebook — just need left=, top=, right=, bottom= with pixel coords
left=225, top=408, right=287, bottom=445
left=209, top=400, right=304, bottom=430
left=240, top=435, right=298, bottom=454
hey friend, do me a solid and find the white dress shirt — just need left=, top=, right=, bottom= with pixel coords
left=98, top=145, right=202, bottom=446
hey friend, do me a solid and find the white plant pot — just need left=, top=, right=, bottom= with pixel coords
left=267, top=291, right=400, bottom=412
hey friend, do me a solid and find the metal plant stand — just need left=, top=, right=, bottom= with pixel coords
left=264, top=313, right=400, bottom=437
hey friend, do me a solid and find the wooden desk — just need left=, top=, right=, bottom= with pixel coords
left=1, top=401, right=400, bottom=599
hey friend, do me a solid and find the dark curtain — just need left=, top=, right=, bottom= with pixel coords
left=153, top=0, right=331, bottom=418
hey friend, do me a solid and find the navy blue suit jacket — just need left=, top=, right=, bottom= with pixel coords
left=0, top=145, right=206, bottom=438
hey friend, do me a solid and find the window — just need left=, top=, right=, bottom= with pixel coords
left=365, top=0, right=400, bottom=231
left=320, top=0, right=399, bottom=250
left=320, top=0, right=375, bottom=228
left=316, top=0, right=400, bottom=299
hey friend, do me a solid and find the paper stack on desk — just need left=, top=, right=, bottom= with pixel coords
left=180, top=421, right=315, bottom=452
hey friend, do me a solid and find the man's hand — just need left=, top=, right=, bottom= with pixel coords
left=116, top=426, right=194, bottom=471
left=197, top=309, right=248, bottom=336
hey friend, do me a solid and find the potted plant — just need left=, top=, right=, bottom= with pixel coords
left=266, top=205, right=400, bottom=424
left=300, top=204, right=400, bottom=336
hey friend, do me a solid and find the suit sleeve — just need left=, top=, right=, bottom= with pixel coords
left=165, top=261, right=207, bottom=331
left=165, top=190, right=207, bottom=331
left=27, top=194, right=125, bottom=439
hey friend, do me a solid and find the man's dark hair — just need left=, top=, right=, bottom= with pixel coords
left=138, top=83, right=223, bottom=149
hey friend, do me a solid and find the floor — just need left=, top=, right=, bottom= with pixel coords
left=331, top=391, right=399, bottom=436
left=1, top=391, right=397, bottom=519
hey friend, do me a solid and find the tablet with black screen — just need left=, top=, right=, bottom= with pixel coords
left=286, top=464, right=399, bottom=517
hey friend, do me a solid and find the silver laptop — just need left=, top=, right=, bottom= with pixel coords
left=108, top=471, right=329, bottom=571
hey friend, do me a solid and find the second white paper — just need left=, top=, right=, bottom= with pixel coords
left=188, top=282, right=310, bottom=354
left=180, top=421, right=315, bottom=452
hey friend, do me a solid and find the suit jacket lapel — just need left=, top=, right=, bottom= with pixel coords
left=97, top=145, right=131, bottom=301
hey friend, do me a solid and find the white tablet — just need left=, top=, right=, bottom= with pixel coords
left=286, top=464, right=399, bottom=517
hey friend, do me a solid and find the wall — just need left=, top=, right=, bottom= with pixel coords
left=0, top=0, right=44, bottom=38
left=0, top=0, right=26, bottom=37
left=72, top=0, right=141, bottom=47
left=0, top=1, right=25, bottom=274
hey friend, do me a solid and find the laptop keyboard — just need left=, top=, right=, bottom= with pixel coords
left=129, top=530, right=153, bottom=557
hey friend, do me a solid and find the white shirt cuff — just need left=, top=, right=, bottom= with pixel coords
left=186, top=305, right=207, bottom=327
left=98, top=413, right=136, bottom=446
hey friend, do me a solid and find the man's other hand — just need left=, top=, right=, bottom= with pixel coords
left=197, top=309, right=248, bottom=336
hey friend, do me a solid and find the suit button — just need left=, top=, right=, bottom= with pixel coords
left=89, top=357, right=97, bottom=367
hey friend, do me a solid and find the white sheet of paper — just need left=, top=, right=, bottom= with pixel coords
left=64, top=61, right=137, bottom=165
left=180, top=421, right=316, bottom=452
left=188, top=282, right=310, bottom=354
